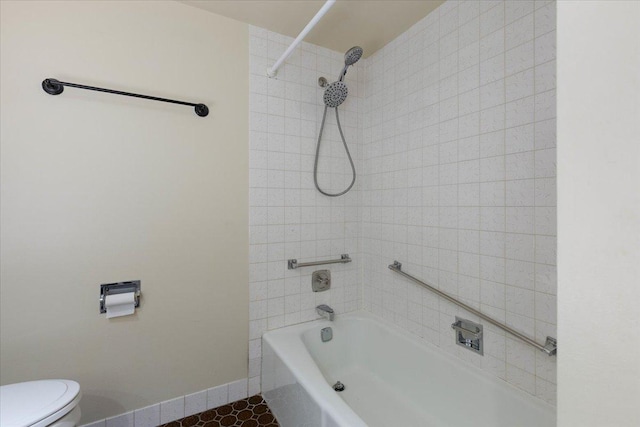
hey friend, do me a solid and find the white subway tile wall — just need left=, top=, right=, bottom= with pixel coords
left=248, top=26, right=363, bottom=393
left=249, top=0, right=555, bottom=407
left=360, top=0, right=556, bottom=405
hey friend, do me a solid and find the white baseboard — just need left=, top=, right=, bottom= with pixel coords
left=80, top=378, right=249, bottom=427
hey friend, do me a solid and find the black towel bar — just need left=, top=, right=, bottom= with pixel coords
left=42, top=78, right=209, bottom=117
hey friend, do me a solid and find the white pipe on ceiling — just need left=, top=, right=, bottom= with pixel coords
left=266, top=0, right=336, bottom=78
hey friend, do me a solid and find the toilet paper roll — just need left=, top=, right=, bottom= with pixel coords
left=105, top=292, right=136, bottom=319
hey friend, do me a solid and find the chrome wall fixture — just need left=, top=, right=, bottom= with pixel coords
left=316, top=304, right=335, bottom=321
left=312, top=270, right=331, bottom=292
left=321, top=326, right=333, bottom=342
left=42, top=78, right=209, bottom=117
left=388, top=261, right=557, bottom=356
left=452, top=317, right=483, bottom=355
left=288, top=254, right=351, bottom=270
left=99, top=280, right=141, bottom=314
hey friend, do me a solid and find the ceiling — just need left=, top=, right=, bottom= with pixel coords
left=179, top=1, right=444, bottom=57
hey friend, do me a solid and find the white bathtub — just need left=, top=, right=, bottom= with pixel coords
left=262, top=311, right=555, bottom=427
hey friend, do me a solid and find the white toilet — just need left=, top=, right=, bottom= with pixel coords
left=0, top=380, right=81, bottom=427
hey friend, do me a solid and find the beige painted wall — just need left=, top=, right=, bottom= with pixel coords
left=557, top=1, right=640, bottom=426
left=0, top=1, right=248, bottom=423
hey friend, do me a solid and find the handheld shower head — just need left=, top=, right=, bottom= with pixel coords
left=339, top=46, right=363, bottom=81
left=314, top=45, right=361, bottom=197
left=344, top=46, right=363, bottom=66
left=321, top=46, right=363, bottom=107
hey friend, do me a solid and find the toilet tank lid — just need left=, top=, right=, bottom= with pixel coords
left=0, top=380, right=80, bottom=427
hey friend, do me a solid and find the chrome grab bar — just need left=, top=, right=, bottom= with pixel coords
left=388, top=261, right=557, bottom=356
left=288, top=254, right=352, bottom=270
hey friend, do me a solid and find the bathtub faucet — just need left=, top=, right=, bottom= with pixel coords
left=316, top=304, right=335, bottom=321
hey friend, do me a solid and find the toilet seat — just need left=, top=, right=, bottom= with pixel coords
left=0, top=380, right=81, bottom=427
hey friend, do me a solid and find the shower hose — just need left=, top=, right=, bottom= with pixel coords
left=313, top=105, right=356, bottom=197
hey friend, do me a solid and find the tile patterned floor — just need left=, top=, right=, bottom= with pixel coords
left=160, top=395, right=279, bottom=427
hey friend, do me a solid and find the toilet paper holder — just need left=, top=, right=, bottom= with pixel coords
left=99, top=280, right=141, bottom=313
